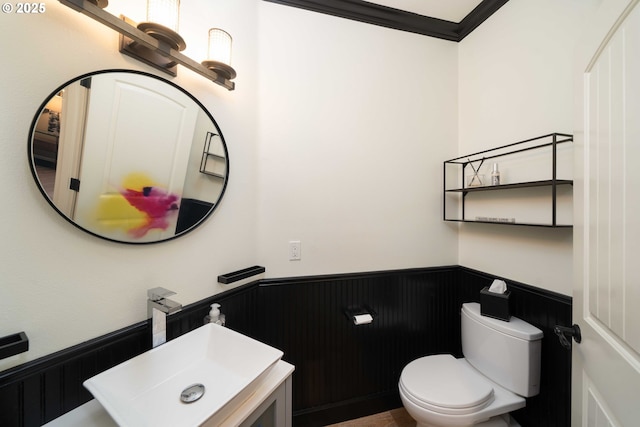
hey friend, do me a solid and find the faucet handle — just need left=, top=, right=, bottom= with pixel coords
left=147, top=287, right=176, bottom=301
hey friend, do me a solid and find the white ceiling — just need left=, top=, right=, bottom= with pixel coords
left=366, top=0, right=484, bottom=23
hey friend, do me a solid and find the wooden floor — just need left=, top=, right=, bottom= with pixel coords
left=325, top=408, right=416, bottom=427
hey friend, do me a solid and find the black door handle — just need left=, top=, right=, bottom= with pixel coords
left=554, top=324, right=582, bottom=350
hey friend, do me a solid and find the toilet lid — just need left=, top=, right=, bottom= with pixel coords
left=400, top=354, right=494, bottom=415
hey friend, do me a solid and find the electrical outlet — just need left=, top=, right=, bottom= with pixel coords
left=289, top=240, right=301, bottom=261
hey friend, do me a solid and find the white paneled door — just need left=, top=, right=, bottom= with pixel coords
left=573, top=0, right=640, bottom=425
left=73, top=73, right=198, bottom=242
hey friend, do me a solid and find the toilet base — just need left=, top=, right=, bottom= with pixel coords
left=414, top=413, right=515, bottom=427
left=473, top=414, right=509, bottom=427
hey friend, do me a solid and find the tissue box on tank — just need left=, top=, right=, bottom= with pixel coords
left=480, top=287, right=511, bottom=321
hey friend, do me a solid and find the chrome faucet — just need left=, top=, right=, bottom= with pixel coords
left=147, top=287, right=182, bottom=348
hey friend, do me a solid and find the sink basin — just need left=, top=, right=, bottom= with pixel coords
left=84, top=323, right=283, bottom=427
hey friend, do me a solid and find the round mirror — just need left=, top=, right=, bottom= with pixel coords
left=29, top=70, right=229, bottom=244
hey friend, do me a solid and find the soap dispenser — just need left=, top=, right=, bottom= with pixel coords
left=204, top=303, right=225, bottom=326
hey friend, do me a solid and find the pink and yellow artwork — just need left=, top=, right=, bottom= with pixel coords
left=94, top=173, right=180, bottom=238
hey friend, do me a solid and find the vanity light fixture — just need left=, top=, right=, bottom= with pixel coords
left=57, top=0, right=235, bottom=90
left=119, top=0, right=186, bottom=76
left=120, top=0, right=187, bottom=76
left=201, top=28, right=236, bottom=81
left=138, top=0, right=186, bottom=52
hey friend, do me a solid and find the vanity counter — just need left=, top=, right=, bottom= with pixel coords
left=44, top=360, right=294, bottom=427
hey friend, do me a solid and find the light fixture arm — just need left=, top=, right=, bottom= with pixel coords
left=58, top=0, right=235, bottom=91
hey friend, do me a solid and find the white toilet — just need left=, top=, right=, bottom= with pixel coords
left=398, top=302, right=543, bottom=427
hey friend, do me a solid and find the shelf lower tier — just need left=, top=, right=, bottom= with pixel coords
left=445, top=219, right=572, bottom=228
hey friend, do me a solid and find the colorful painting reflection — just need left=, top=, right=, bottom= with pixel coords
left=95, top=173, right=180, bottom=238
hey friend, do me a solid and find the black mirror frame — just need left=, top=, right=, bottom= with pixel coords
left=28, top=69, right=230, bottom=245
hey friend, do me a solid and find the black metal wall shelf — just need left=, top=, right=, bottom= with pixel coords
left=443, top=133, right=573, bottom=228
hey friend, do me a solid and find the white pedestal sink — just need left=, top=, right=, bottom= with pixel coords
left=83, top=323, right=283, bottom=427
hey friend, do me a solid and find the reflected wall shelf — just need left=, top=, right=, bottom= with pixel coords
left=200, top=132, right=227, bottom=178
left=443, top=133, right=573, bottom=228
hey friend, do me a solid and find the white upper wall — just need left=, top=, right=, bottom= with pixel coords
left=0, top=0, right=597, bottom=373
left=0, top=0, right=458, bottom=372
left=457, top=0, right=598, bottom=295
left=255, top=2, right=459, bottom=277
left=0, top=0, right=260, bottom=372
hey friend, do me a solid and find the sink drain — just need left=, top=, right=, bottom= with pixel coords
left=180, top=383, right=205, bottom=403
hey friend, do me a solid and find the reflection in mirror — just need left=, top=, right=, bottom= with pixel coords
left=29, top=70, right=229, bottom=244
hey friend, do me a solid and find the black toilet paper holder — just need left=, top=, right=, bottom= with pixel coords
left=344, top=305, right=376, bottom=323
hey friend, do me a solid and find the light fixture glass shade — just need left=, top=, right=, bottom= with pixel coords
left=207, top=28, right=232, bottom=65
left=146, top=0, right=180, bottom=32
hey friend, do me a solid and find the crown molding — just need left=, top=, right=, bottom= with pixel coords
left=262, top=0, right=509, bottom=42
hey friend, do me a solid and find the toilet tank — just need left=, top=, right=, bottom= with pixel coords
left=461, top=302, right=543, bottom=397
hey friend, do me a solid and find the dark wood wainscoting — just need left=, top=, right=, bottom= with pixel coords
left=0, top=266, right=571, bottom=427
left=257, top=267, right=572, bottom=427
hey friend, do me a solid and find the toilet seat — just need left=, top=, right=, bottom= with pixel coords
left=399, top=354, right=494, bottom=415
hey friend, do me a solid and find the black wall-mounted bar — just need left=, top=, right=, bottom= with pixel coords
left=218, top=265, right=266, bottom=284
left=0, top=333, right=29, bottom=360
